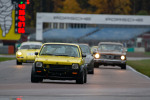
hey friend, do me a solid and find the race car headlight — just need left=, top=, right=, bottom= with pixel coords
left=121, top=55, right=126, bottom=60
left=94, top=53, right=100, bottom=59
left=17, top=52, right=22, bottom=56
left=72, top=64, right=79, bottom=69
left=36, top=62, right=43, bottom=67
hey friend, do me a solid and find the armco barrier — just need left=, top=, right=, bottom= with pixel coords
left=8, top=46, right=14, bottom=54
left=0, top=46, right=14, bottom=54
left=127, top=48, right=134, bottom=52
left=134, top=47, right=145, bottom=52
left=0, top=46, right=8, bottom=54
left=127, top=47, right=145, bottom=52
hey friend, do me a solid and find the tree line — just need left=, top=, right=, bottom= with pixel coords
left=25, top=0, right=150, bottom=28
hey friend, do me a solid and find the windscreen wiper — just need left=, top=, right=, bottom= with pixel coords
left=56, top=54, right=70, bottom=57
left=57, top=55, right=77, bottom=57
left=40, top=53, right=54, bottom=55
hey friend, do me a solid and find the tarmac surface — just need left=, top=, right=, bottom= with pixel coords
left=0, top=60, right=150, bottom=100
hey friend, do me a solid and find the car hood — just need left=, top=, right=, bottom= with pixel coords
left=35, top=56, right=83, bottom=65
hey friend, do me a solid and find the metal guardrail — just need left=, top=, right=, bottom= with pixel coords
left=0, top=46, right=14, bottom=54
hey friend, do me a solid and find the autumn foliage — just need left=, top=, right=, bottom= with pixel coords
left=25, top=0, right=150, bottom=27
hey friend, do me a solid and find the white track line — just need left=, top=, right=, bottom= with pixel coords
left=127, top=65, right=150, bottom=80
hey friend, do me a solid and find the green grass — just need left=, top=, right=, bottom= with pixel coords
left=127, top=59, right=150, bottom=77
left=145, top=52, right=150, bottom=56
left=0, top=57, right=15, bottom=62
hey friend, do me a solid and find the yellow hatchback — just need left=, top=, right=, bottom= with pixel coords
left=31, top=43, right=87, bottom=84
left=16, top=41, right=42, bottom=65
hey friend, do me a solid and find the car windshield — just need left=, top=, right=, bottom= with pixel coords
left=20, top=44, right=42, bottom=49
left=39, top=44, right=80, bottom=57
left=79, top=45, right=91, bottom=54
left=98, top=44, right=123, bottom=52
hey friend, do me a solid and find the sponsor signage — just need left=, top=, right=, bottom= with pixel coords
left=105, top=17, right=143, bottom=23
left=36, top=13, right=150, bottom=41
left=37, top=13, right=150, bottom=25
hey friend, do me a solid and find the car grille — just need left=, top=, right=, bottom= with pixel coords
left=42, top=64, right=76, bottom=77
left=101, top=54, right=121, bottom=60
left=44, top=64, right=72, bottom=70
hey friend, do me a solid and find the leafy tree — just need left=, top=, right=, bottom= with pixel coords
left=88, top=0, right=131, bottom=14
left=26, top=0, right=54, bottom=27
left=61, top=0, right=82, bottom=13
left=137, top=10, right=149, bottom=15
left=26, top=0, right=42, bottom=27
left=76, top=0, right=90, bottom=9
left=25, top=0, right=150, bottom=28
left=53, top=0, right=64, bottom=12
left=131, top=0, right=150, bottom=15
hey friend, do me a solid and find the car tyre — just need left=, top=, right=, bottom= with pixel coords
left=94, top=63, right=99, bottom=68
left=76, top=71, right=84, bottom=84
left=88, top=69, right=94, bottom=74
left=121, top=64, right=126, bottom=70
left=84, top=71, right=87, bottom=83
left=31, top=67, right=39, bottom=83
left=88, top=63, right=94, bottom=74
left=38, top=78, right=43, bottom=82
left=16, top=60, right=22, bottom=65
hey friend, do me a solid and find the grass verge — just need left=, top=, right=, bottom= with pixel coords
left=145, top=52, right=150, bottom=56
left=127, top=59, right=150, bottom=77
left=0, top=57, right=15, bottom=62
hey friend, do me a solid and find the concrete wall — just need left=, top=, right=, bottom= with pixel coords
left=134, top=47, right=145, bottom=52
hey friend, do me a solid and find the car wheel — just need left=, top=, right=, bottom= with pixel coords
left=16, top=60, right=22, bottom=65
left=88, top=69, right=94, bottom=74
left=31, top=67, right=39, bottom=83
left=88, top=62, right=94, bottom=74
left=94, top=63, right=99, bottom=68
left=39, top=78, right=43, bottom=82
left=76, top=71, right=84, bottom=84
left=121, top=64, right=126, bottom=70
left=84, top=70, right=87, bottom=83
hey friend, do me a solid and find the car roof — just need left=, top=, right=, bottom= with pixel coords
left=78, top=43, right=89, bottom=46
left=21, top=41, right=42, bottom=45
left=43, top=42, right=80, bottom=47
left=91, top=46, right=98, bottom=48
left=98, top=42, right=123, bottom=46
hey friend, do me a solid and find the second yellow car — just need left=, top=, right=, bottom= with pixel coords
left=16, top=41, right=42, bottom=65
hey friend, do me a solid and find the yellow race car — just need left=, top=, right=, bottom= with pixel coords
left=31, top=43, right=87, bottom=84
left=16, top=41, right=43, bottom=65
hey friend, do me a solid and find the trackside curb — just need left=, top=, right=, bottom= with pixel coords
left=127, top=65, right=150, bottom=80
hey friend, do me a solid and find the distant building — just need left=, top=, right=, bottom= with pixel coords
left=135, top=31, right=150, bottom=51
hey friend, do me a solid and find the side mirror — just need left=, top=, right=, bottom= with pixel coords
left=82, top=54, right=86, bottom=58
left=35, top=52, right=38, bottom=55
left=125, top=48, right=127, bottom=52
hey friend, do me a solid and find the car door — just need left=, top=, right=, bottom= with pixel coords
left=80, top=45, right=93, bottom=65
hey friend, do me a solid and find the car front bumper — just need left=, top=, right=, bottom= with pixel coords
left=94, top=59, right=126, bottom=65
left=34, top=67, right=82, bottom=80
left=16, top=56, right=35, bottom=63
left=16, top=58, right=35, bottom=63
